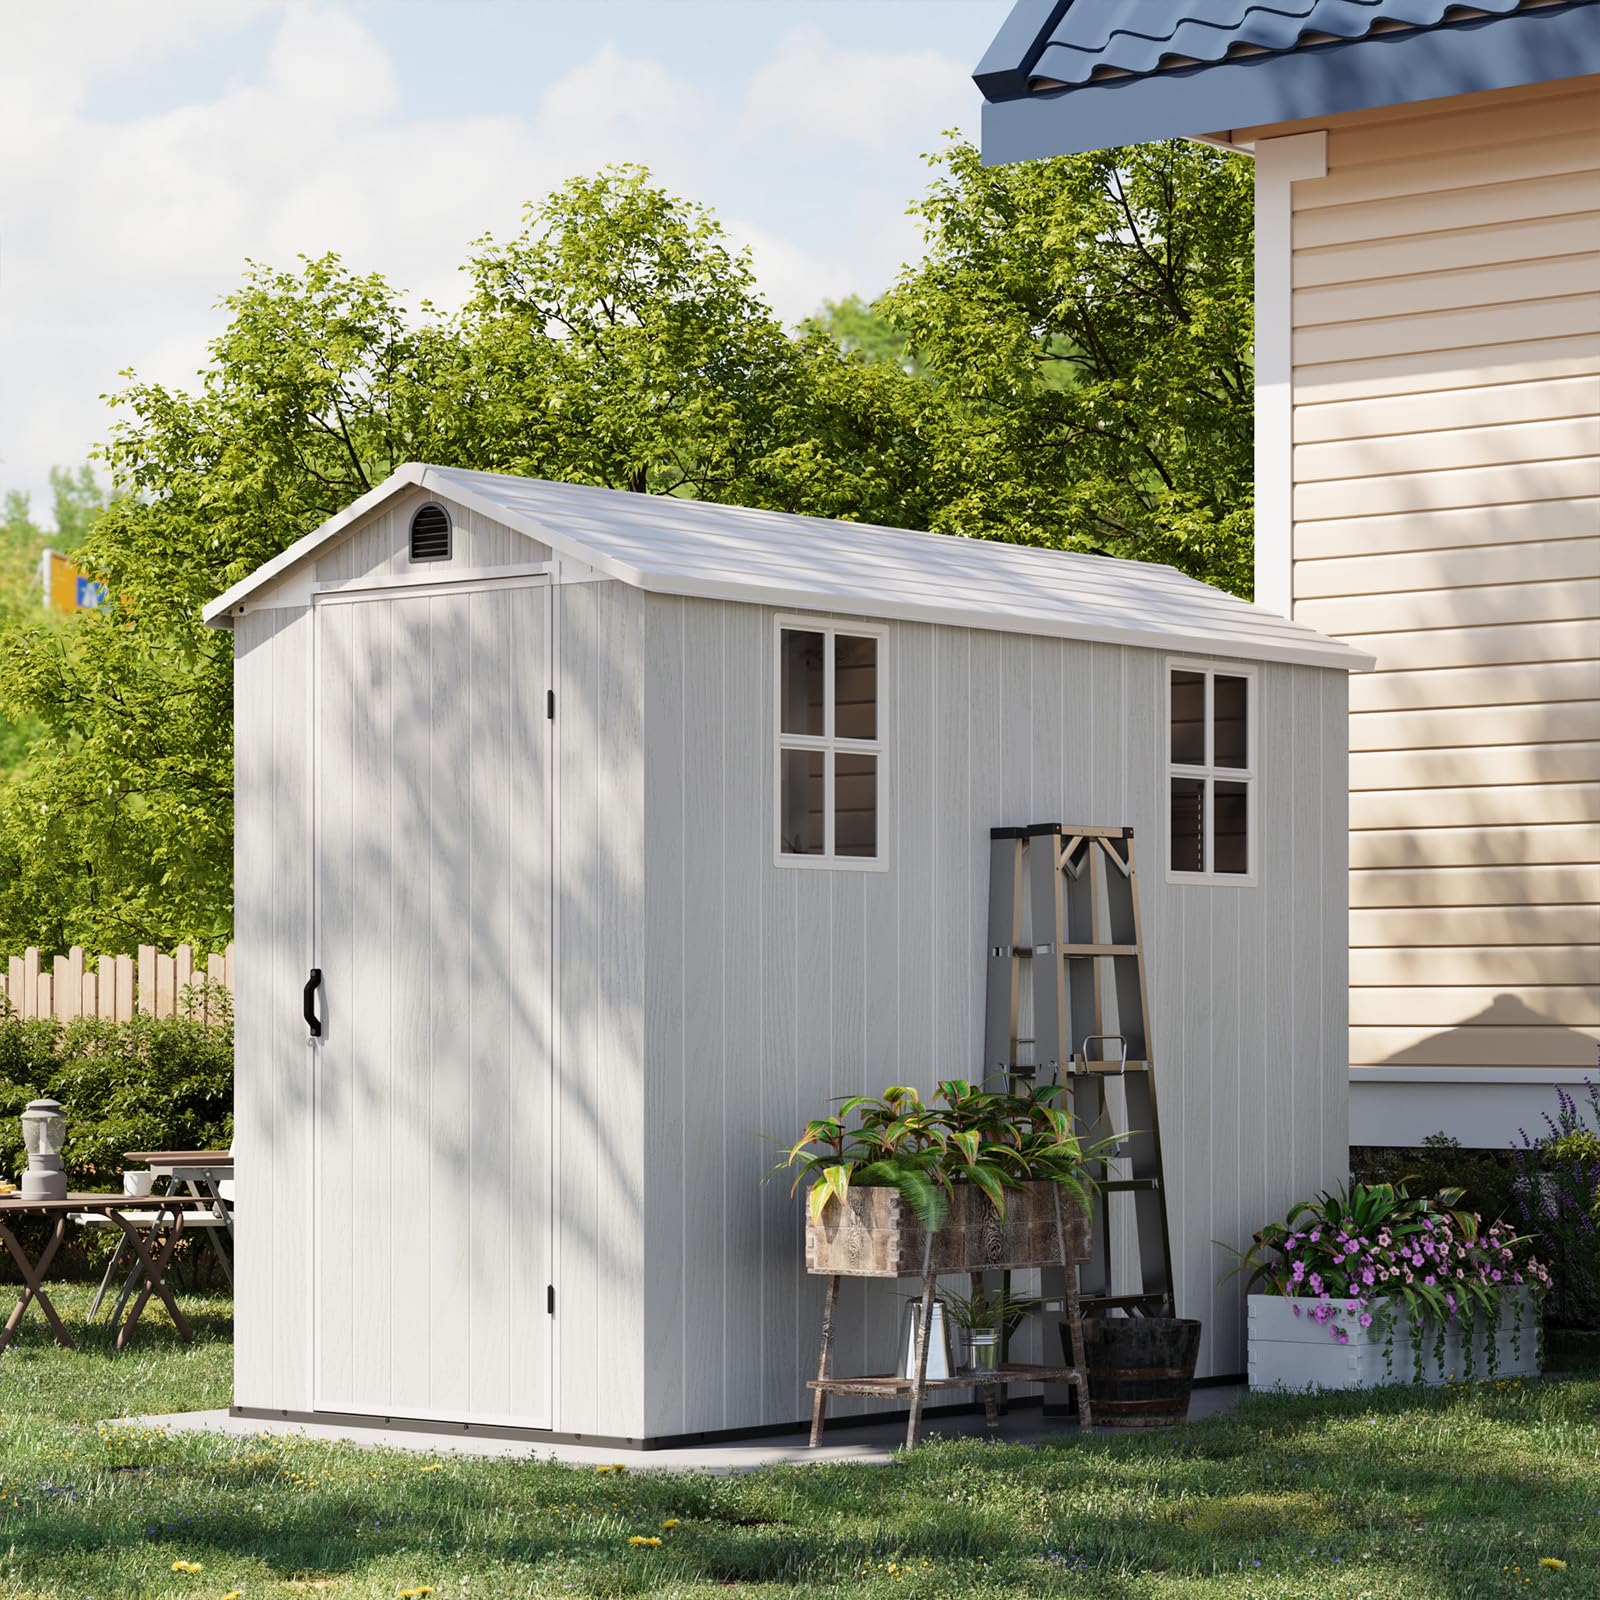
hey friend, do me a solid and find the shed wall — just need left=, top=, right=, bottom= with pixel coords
left=1282, top=77, right=1600, bottom=1102
left=638, top=596, right=1349, bottom=1438
left=312, top=484, right=551, bottom=584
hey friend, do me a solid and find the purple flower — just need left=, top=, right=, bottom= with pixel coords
left=1358, top=1313, right=1373, bottom=1328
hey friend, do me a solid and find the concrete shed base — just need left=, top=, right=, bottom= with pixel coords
left=118, top=1389, right=1245, bottom=1472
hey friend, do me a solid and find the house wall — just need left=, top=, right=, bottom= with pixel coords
left=232, top=562, right=650, bottom=1437
left=638, top=596, right=1350, bottom=1438
left=1271, top=76, right=1600, bottom=1141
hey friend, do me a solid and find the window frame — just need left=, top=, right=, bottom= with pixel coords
left=1164, top=657, right=1258, bottom=888
left=773, top=616, right=888, bottom=872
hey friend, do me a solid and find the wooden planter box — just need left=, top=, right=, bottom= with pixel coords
left=805, top=1179, right=1090, bottom=1278
left=1248, top=1288, right=1541, bottom=1392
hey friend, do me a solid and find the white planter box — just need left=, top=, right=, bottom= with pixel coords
left=1248, top=1290, right=1541, bottom=1393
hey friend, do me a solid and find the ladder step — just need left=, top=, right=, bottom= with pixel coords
left=1079, top=1292, right=1169, bottom=1312
left=999, top=944, right=1140, bottom=958
left=1099, top=1178, right=1161, bottom=1194
left=1071, top=1059, right=1150, bottom=1075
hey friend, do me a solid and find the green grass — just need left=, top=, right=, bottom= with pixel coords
left=0, top=1287, right=1594, bottom=1598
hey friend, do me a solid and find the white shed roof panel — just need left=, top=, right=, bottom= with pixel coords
left=205, top=463, right=1373, bottom=671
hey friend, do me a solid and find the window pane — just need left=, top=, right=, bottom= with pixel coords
left=1170, top=777, right=1205, bottom=874
left=1170, top=670, right=1205, bottom=765
left=780, top=748, right=826, bottom=855
left=780, top=629, right=825, bottom=737
left=1214, top=780, right=1249, bottom=875
left=835, top=753, right=877, bottom=858
left=834, top=634, right=877, bottom=741
left=1214, top=675, right=1249, bottom=769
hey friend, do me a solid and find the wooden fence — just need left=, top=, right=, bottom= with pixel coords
left=0, top=944, right=235, bottom=1024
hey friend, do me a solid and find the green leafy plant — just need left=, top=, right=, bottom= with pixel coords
left=779, top=1077, right=1102, bottom=1234
left=936, top=1284, right=1040, bottom=1336
left=1514, top=1079, right=1600, bottom=1330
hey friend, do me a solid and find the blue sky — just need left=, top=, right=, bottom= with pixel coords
left=1, top=0, right=1012, bottom=524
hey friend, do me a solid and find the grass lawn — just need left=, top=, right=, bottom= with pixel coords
left=0, top=1288, right=1594, bottom=1598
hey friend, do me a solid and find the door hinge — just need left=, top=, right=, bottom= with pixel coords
left=546, top=689, right=555, bottom=720
left=547, top=1284, right=555, bottom=1315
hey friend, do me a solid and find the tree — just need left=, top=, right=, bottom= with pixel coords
left=0, top=149, right=1255, bottom=950
left=0, top=169, right=938, bottom=950
left=883, top=137, right=1255, bottom=592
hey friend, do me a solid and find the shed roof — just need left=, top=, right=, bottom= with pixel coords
left=204, top=463, right=1373, bottom=671
left=977, top=0, right=1600, bottom=162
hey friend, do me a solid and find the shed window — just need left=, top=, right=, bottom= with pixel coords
left=409, top=502, right=452, bottom=562
left=1167, top=663, right=1254, bottom=882
left=777, top=622, right=882, bottom=866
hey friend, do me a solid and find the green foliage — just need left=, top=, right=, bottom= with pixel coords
left=0, top=1006, right=232, bottom=1188
left=805, top=294, right=929, bottom=376
left=1515, top=1080, right=1600, bottom=1330
left=884, top=137, right=1255, bottom=591
left=1352, top=1134, right=1519, bottom=1224
left=780, top=1077, right=1101, bottom=1231
left=0, top=151, right=1255, bottom=951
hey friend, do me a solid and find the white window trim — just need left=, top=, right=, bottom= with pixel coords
left=1165, top=657, right=1258, bottom=888
left=773, top=616, right=888, bottom=872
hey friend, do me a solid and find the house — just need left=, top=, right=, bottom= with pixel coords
left=977, top=0, right=1600, bottom=1151
left=206, top=463, right=1366, bottom=1442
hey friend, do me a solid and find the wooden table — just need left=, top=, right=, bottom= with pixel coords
left=0, top=1195, right=206, bottom=1354
left=89, top=1151, right=234, bottom=1322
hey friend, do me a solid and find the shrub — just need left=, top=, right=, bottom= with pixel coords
left=0, top=1009, right=232, bottom=1189
left=1514, top=1080, right=1600, bottom=1332
left=1351, top=1135, right=1517, bottom=1223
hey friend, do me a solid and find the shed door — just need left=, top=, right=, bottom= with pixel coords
left=310, top=578, right=553, bottom=1429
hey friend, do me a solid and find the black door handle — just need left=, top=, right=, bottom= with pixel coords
left=304, top=968, right=322, bottom=1038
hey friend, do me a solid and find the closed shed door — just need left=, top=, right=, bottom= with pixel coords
left=311, top=578, right=552, bottom=1429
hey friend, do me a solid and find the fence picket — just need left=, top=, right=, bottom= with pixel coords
left=0, top=943, right=234, bottom=1026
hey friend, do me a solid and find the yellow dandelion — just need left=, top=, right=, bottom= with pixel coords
left=221, top=1591, right=244, bottom=1599
left=1540, top=1559, right=1568, bottom=1572
left=661, top=1518, right=680, bottom=1529
left=171, top=1560, right=204, bottom=1574
left=418, top=1463, right=444, bottom=1474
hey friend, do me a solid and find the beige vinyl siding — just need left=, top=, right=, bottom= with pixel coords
left=1285, top=76, right=1600, bottom=1080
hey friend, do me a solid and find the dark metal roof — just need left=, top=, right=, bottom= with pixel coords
left=976, top=0, right=1600, bottom=162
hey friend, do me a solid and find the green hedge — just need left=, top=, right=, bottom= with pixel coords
left=0, top=1012, right=232, bottom=1190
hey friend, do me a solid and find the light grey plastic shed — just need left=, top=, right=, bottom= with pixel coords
left=206, top=463, right=1371, bottom=1446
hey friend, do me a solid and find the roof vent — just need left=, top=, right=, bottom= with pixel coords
left=409, top=502, right=452, bottom=562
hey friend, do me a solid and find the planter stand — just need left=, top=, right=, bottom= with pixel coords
left=806, top=1182, right=1093, bottom=1449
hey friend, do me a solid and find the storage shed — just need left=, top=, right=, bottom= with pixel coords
left=206, top=463, right=1372, bottom=1445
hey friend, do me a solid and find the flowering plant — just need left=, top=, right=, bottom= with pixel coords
left=1230, top=1181, right=1551, bottom=1379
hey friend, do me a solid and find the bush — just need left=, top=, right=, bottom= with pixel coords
left=1514, top=1080, right=1600, bottom=1332
left=1350, top=1135, right=1517, bottom=1223
left=0, top=1010, right=232, bottom=1189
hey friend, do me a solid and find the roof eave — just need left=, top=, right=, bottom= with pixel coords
left=979, top=3, right=1600, bottom=164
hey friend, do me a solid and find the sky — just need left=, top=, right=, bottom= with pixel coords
left=0, top=0, right=1012, bottom=527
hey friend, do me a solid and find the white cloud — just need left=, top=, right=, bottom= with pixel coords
left=0, top=4, right=985, bottom=524
left=742, top=25, right=975, bottom=150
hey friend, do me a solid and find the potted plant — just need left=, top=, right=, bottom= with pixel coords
left=937, top=1284, right=1040, bottom=1373
left=781, top=1078, right=1100, bottom=1276
left=1231, top=1181, right=1551, bottom=1391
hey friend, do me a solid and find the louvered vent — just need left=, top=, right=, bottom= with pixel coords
left=409, top=502, right=452, bottom=562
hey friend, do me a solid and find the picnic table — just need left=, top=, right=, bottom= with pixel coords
left=0, top=1194, right=208, bottom=1354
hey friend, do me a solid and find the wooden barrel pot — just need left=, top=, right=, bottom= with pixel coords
left=1069, top=1315, right=1202, bottom=1428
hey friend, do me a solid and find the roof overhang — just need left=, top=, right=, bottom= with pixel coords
left=979, top=2, right=1600, bottom=163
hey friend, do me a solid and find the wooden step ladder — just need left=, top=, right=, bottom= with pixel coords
left=985, top=824, right=1175, bottom=1321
